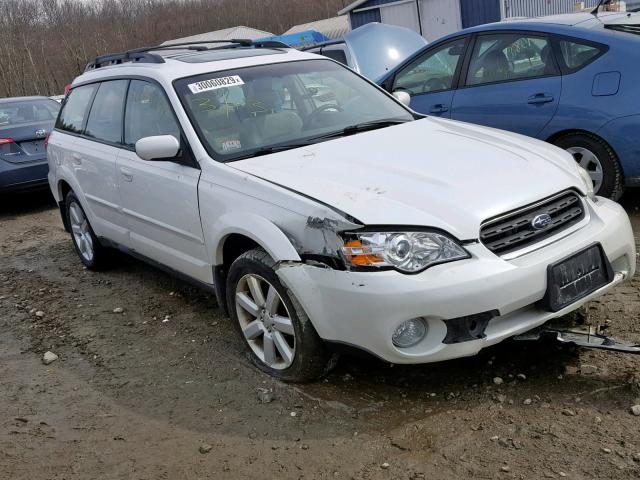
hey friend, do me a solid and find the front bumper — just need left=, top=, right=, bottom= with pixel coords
left=0, top=157, right=49, bottom=192
left=277, top=197, right=636, bottom=364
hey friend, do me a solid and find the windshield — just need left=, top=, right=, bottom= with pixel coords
left=0, top=99, right=60, bottom=128
left=174, top=59, right=413, bottom=161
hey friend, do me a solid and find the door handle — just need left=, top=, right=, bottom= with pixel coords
left=120, top=167, right=133, bottom=182
left=429, top=104, right=449, bottom=114
left=527, top=93, right=554, bottom=105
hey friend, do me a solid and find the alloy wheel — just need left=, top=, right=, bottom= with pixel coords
left=69, top=201, right=94, bottom=262
left=235, top=274, right=296, bottom=370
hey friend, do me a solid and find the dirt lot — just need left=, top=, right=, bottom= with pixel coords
left=1, top=191, right=639, bottom=480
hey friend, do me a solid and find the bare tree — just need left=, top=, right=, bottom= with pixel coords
left=0, top=0, right=350, bottom=97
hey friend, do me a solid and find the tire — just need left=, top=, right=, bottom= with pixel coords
left=65, top=191, right=108, bottom=270
left=553, top=132, right=624, bottom=201
left=226, top=248, right=336, bottom=382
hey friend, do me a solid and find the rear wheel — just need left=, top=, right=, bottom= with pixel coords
left=553, top=132, right=624, bottom=200
left=65, top=191, right=108, bottom=270
left=226, top=248, right=336, bottom=382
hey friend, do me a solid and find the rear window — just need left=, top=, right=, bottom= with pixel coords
left=84, top=80, right=128, bottom=144
left=0, top=99, right=59, bottom=128
left=56, top=84, right=97, bottom=134
left=558, top=40, right=604, bottom=73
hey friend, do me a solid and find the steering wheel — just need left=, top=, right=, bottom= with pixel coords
left=307, top=103, right=344, bottom=125
left=423, top=78, right=449, bottom=93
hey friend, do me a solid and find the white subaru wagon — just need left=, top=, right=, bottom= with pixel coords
left=47, top=41, right=636, bottom=381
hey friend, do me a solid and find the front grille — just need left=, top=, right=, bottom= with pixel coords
left=480, top=191, right=585, bottom=255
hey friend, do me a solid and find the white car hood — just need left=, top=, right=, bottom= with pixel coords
left=230, top=117, right=585, bottom=240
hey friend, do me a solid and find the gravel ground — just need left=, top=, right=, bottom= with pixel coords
left=1, top=191, right=639, bottom=480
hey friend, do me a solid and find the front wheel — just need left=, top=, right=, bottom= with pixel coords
left=226, top=249, right=336, bottom=382
left=553, top=132, right=624, bottom=200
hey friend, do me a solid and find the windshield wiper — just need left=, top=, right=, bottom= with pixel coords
left=232, top=142, right=316, bottom=160
left=229, top=119, right=410, bottom=161
left=307, top=119, right=410, bottom=141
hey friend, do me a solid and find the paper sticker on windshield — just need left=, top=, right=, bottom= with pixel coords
left=188, top=76, right=244, bottom=94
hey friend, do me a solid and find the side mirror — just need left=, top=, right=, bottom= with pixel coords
left=135, top=135, right=180, bottom=161
left=393, top=90, right=411, bottom=107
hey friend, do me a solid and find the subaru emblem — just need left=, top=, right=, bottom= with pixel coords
left=35, top=129, right=47, bottom=138
left=531, top=213, right=552, bottom=230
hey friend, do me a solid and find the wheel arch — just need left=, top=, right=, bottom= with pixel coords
left=209, top=214, right=302, bottom=316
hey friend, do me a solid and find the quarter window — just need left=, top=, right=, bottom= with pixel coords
left=393, top=38, right=466, bottom=95
left=558, top=40, right=603, bottom=71
left=56, top=84, right=97, bottom=134
left=124, top=80, right=180, bottom=147
left=466, top=34, right=557, bottom=87
left=84, top=80, right=128, bottom=143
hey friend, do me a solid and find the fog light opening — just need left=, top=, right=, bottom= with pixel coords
left=392, top=318, right=428, bottom=348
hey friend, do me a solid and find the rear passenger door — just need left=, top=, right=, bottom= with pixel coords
left=451, top=32, right=561, bottom=138
left=116, top=80, right=210, bottom=283
left=63, top=80, right=129, bottom=246
left=389, top=37, right=468, bottom=118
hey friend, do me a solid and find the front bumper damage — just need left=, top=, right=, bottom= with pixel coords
left=515, top=325, right=640, bottom=355
left=276, top=196, right=636, bottom=364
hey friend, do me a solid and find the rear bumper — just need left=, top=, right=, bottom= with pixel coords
left=277, top=197, right=636, bottom=364
left=0, top=157, right=49, bottom=192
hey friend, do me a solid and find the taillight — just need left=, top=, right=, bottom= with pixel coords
left=64, top=84, right=71, bottom=95
left=44, top=134, right=50, bottom=150
left=0, top=138, right=13, bottom=145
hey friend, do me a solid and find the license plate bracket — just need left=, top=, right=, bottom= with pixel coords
left=540, top=243, right=613, bottom=312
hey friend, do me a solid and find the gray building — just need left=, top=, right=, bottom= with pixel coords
left=338, top=0, right=600, bottom=41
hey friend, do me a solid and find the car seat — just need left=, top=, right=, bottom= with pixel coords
left=241, top=78, right=302, bottom=147
left=482, top=50, right=510, bottom=83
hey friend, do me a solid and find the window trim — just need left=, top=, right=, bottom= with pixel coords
left=459, top=30, right=561, bottom=90
left=54, top=75, right=199, bottom=169
left=551, top=34, right=609, bottom=75
left=389, top=35, right=470, bottom=96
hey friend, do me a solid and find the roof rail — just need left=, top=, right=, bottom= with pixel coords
left=85, top=51, right=165, bottom=71
left=84, top=39, right=291, bottom=72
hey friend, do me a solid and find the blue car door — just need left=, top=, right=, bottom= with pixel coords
left=451, top=32, right=561, bottom=138
left=388, top=37, right=469, bottom=118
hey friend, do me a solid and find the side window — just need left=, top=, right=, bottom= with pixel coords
left=124, top=80, right=180, bottom=147
left=84, top=80, right=128, bottom=143
left=558, top=40, right=603, bottom=72
left=321, top=48, right=348, bottom=66
left=392, top=38, right=467, bottom=95
left=55, top=84, right=97, bottom=134
left=466, top=34, right=557, bottom=87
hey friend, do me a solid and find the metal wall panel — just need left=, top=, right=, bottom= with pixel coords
left=503, top=0, right=599, bottom=18
left=380, top=2, right=421, bottom=33
left=460, top=0, right=501, bottom=28
left=350, top=8, right=382, bottom=29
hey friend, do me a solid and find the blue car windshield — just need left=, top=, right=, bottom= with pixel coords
left=174, top=59, right=413, bottom=162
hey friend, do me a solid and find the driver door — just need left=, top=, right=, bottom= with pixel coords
left=390, top=36, right=468, bottom=118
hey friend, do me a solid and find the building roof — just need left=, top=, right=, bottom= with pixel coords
left=162, top=26, right=274, bottom=46
left=284, top=16, right=350, bottom=40
left=338, top=0, right=373, bottom=16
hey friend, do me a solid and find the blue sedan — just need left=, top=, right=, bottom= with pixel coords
left=376, top=12, right=640, bottom=199
left=0, top=96, right=60, bottom=193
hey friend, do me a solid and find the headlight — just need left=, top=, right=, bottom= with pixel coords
left=577, top=165, right=596, bottom=201
left=340, top=230, right=470, bottom=273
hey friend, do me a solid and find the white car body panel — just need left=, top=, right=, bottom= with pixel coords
left=230, top=116, right=585, bottom=240
left=47, top=47, right=636, bottom=366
